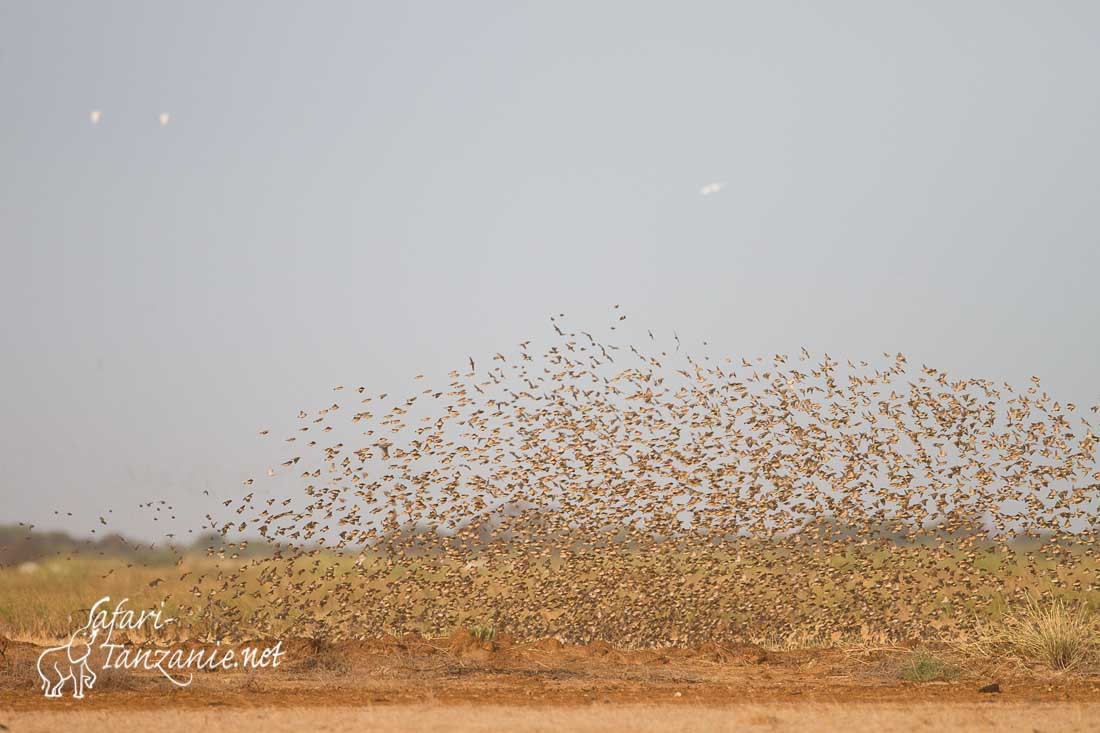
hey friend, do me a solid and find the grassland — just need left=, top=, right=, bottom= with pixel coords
left=2, top=539, right=1098, bottom=649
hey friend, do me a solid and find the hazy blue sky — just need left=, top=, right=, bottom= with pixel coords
left=2, top=2, right=1098, bottom=539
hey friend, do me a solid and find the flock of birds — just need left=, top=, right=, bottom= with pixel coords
left=27, top=312, right=1100, bottom=646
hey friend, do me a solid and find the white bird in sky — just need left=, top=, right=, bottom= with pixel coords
left=89, top=109, right=101, bottom=124
left=699, top=181, right=725, bottom=196
left=159, top=112, right=171, bottom=127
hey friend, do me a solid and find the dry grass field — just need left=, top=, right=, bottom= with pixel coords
left=2, top=544, right=1097, bottom=645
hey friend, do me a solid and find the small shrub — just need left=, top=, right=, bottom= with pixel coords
left=301, top=637, right=351, bottom=673
left=898, top=651, right=955, bottom=682
left=93, top=666, right=142, bottom=691
left=240, top=672, right=265, bottom=692
left=0, top=655, right=35, bottom=690
left=468, top=623, right=496, bottom=643
left=978, top=594, right=1098, bottom=671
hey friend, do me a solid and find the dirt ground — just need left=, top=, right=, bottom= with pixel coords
left=6, top=703, right=1100, bottom=733
left=2, top=635, right=1099, bottom=731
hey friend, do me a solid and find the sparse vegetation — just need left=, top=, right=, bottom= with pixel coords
left=301, top=637, right=351, bottom=673
left=897, top=650, right=956, bottom=682
left=93, top=665, right=143, bottom=691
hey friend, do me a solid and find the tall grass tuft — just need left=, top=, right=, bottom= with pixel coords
left=976, top=594, right=1098, bottom=671
left=468, top=623, right=496, bottom=643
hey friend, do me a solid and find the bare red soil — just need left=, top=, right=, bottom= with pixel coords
left=2, top=633, right=1098, bottom=712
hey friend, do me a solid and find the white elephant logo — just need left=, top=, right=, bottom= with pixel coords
left=37, top=623, right=99, bottom=699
